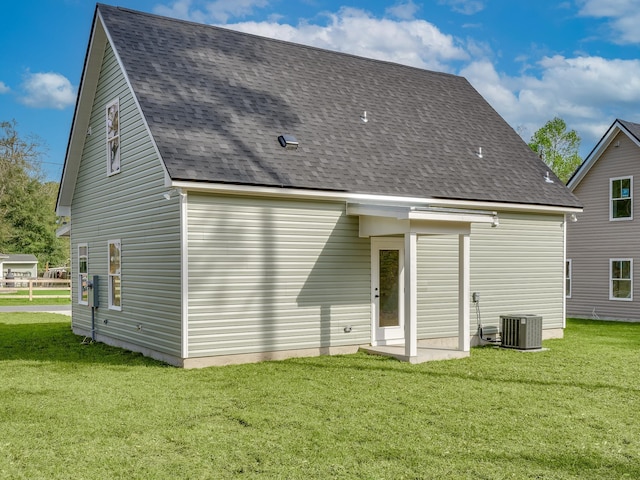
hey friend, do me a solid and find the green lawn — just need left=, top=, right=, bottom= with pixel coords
left=1, top=315, right=639, bottom=479
left=0, top=296, right=70, bottom=306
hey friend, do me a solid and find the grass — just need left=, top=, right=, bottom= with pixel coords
left=0, top=296, right=70, bottom=306
left=11, top=289, right=70, bottom=296
left=1, top=315, right=639, bottom=479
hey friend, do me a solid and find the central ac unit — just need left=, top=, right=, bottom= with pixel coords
left=500, top=314, right=542, bottom=350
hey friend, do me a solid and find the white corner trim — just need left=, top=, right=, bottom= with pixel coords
left=180, top=191, right=189, bottom=359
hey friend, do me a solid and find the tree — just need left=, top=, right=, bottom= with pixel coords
left=528, top=117, right=582, bottom=183
left=0, top=120, right=69, bottom=271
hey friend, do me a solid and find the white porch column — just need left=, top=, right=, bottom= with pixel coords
left=458, top=233, right=470, bottom=352
left=404, top=232, right=418, bottom=358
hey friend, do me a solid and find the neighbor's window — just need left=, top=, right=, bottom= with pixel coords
left=566, top=259, right=572, bottom=298
left=610, top=259, right=632, bottom=301
left=108, top=240, right=121, bottom=310
left=106, top=98, right=120, bottom=175
left=78, top=243, right=88, bottom=305
left=611, top=177, right=632, bottom=220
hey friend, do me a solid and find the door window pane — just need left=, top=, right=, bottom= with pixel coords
left=379, top=249, right=400, bottom=327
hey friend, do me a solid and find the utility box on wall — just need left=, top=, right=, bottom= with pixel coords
left=88, top=275, right=99, bottom=308
left=500, top=314, right=542, bottom=350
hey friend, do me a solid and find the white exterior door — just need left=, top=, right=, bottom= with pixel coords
left=371, top=237, right=405, bottom=345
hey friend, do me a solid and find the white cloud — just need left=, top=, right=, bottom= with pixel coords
left=154, top=0, right=269, bottom=23
left=461, top=54, right=640, bottom=151
left=154, top=0, right=199, bottom=22
left=0, top=81, right=9, bottom=94
left=577, top=0, right=637, bottom=17
left=225, top=7, right=469, bottom=72
left=438, top=0, right=485, bottom=15
left=577, top=0, right=640, bottom=44
left=20, top=72, right=76, bottom=109
left=385, top=1, right=421, bottom=20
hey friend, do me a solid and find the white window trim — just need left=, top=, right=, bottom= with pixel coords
left=106, top=98, right=120, bottom=176
left=566, top=259, right=572, bottom=299
left=609, top=258, right=633, bottom=301
left=108, top=239, right=122, bottom=311
left=610, top=176, right=633, bottom=221
left=78, top=243, right=88, bottom=306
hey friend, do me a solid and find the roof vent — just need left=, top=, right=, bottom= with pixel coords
left=544, top=171, right=554, bottom=184
left=278, top=134, right=298, bottom=150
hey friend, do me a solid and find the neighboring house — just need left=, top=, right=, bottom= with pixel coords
left=566, top=119, right=640, bottom=321
left=1, top=254, right=38, bottom=280
left=56, top=5, right=581, bottom=367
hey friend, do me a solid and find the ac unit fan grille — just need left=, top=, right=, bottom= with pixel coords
left=500, top=315, right=542, bottom=350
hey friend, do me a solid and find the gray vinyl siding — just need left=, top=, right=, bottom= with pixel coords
left=416, top=212, right=565, bottom=338
left=187, top=195, right=370, bottom=357
left=70, top=41, right=182, bottom=356
left=567, top=132, right=640, bottom=320
left=417, top=235, right=459, bottom=337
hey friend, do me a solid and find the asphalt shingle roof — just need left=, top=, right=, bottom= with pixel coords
left=618, top=119, right=640, bottom=141
left=98, top=4, right=581, bottom=208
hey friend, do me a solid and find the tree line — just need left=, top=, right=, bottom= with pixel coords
left=0, top=120, right=69, bottom=274
left=528, top=117, right=582, bottom=183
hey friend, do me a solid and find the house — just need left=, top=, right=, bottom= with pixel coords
left=566, top=119, right=640, bottom=321
left=56, top=4, right=582, bottom=367
left=1, top=254, right=39, bottom=282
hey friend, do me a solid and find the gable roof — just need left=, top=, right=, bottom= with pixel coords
left=59, top=4, right=581, bottom=211
left=567, top=119, right=640, bottom=191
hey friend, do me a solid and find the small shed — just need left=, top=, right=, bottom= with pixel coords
left=1, top=254, right=39, bottom=281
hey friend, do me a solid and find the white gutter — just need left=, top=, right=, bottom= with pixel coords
left=170, top=180, right=583, bottom=214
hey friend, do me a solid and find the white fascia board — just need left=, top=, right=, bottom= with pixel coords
left=57, top=205, right=71, bottom=217
left=568, top=120, right=640, bottom=191
left=170, top=180, right=583, bottom=214
left=56, top=223, right=71, bottom=238
left=567, top=123, right=620, bottom=191
left=57, top=14, right=106, bottom=214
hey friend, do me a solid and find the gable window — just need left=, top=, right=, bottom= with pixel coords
left=610, top=259, right=632, bottom=301
left=106, top=98, right=120, bottom=175
left=108, top=240, right=121, bottom=310
left=566, top=259, right=572, bottom=298
left=610, top=177, right=632, bottom=220
left=78, top=244, right=88, bottom=305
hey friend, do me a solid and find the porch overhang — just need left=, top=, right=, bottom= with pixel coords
left=346, top=203, right=498, bottom=237
left=347, top=203, right=497, bottom=364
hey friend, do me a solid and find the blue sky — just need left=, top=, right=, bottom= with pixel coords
left=2, top=0, right=640, bottom=181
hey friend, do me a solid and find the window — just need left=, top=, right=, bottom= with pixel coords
left=78, top=244, right=88, bottom=305
left=611, top=176, right=632, bottom=220
left=106, top=98, right=120, bottom=175
left=566, top=259, right=572, bottom=298
left=108, top=240, right=121, bottom=310
left=610, top=259, right=632, bottom=301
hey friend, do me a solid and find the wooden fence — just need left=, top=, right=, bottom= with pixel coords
left=0, top=278, right=71, bottom=301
